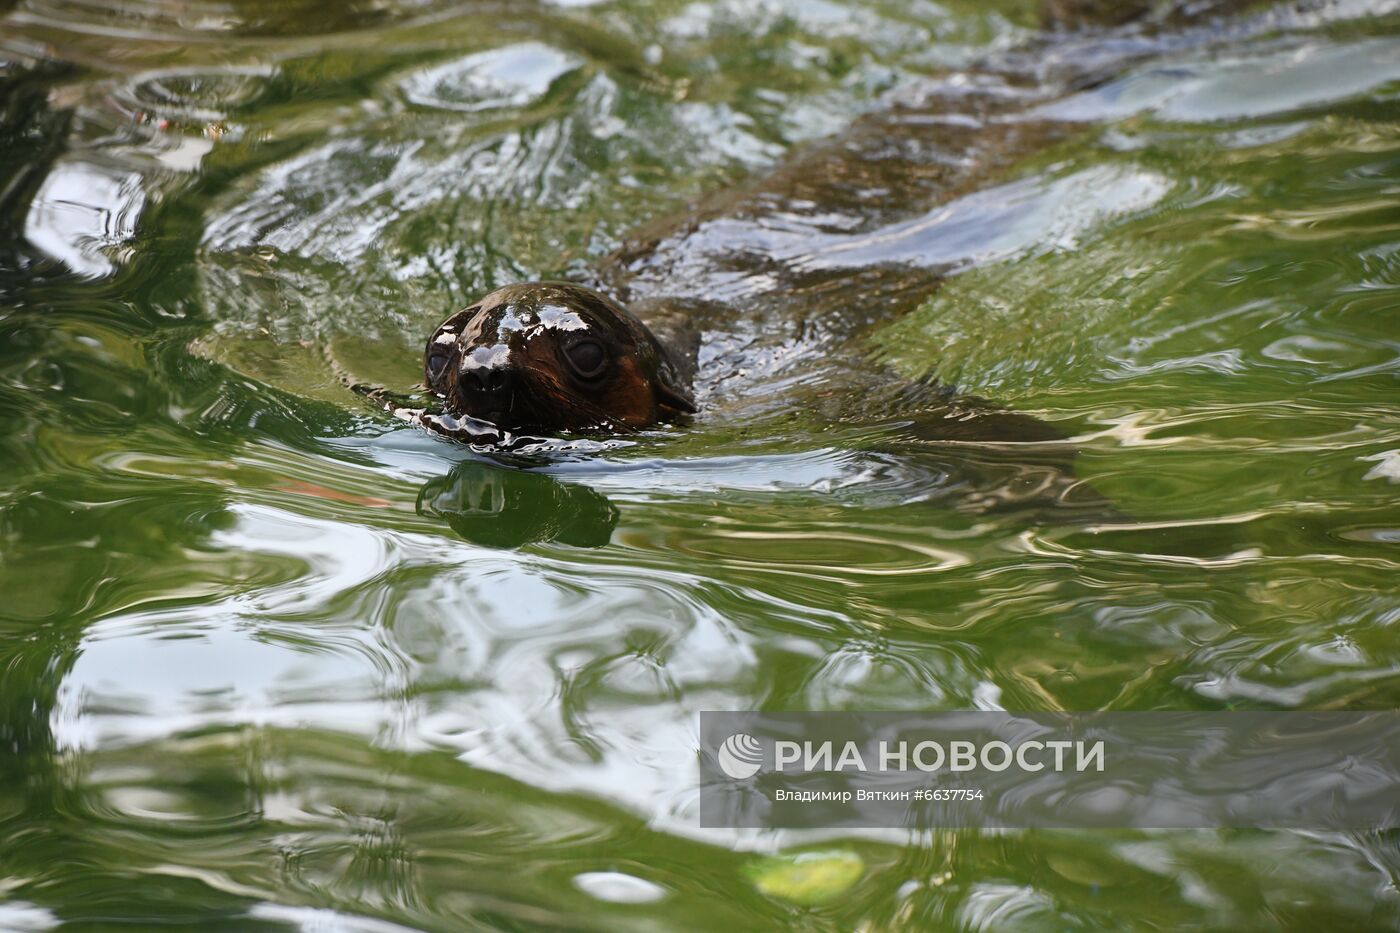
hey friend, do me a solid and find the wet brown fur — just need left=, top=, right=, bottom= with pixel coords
left=425, top=282, right=694, bottom=434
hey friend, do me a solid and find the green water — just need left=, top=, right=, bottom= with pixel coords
left=2, top=0, right=1399, bottom=928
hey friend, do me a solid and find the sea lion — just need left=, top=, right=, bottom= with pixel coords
left=339, top=0, right=1265, bottom=449
left=397, top=0, right=1263, bottom=441
left=423, top=281, right=694, bottom=435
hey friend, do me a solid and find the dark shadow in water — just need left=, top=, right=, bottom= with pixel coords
left=0, top=56, right=71, bottom=294
left=417, top=459, right=619, bottom=548
left=0, top=57, right=77, bottom=826
left=877, top=401, right=1133, bottom=525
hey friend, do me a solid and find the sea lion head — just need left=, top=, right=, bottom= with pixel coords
left=424, top=282, right=696, bottom=435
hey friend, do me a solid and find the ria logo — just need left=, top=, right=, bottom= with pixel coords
left=717, top=733, right=764, bottom=779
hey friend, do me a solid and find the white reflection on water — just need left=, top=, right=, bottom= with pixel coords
left=0, top=902, right=59, bottom=933
left=786, top=164, right=1171, bottom=271
left=400, top=42, right=583, bottom=113
left=25, top=160, right=145, bottom=277
left=1036, top=37, right=1400, bottom=124
left=248, top=903, right=422, bottom=932
left=51, top=499, right=748, bottom=831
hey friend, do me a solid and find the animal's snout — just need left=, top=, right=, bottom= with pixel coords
left=460, top=361, right=512, bottom=395
left=456, top=347, right=516, bottom=424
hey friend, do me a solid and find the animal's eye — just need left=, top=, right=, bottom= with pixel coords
left=565, top=340, right=607, bottom=380
left=427, top=350, right=452, bottom=382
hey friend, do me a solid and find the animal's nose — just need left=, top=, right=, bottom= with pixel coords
left=460, top=362, right=512, bottom=395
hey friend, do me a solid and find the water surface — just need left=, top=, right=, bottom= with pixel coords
left=2, top=0, right=1399, bottom=928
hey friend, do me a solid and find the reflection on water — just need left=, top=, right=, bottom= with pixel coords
left=402, top=43, right=585, bottom=114
left=418, top=459, right=619, bottom=548
left=25, top=160, right=145, bottom=277
left=1037, top=35, right=1400, bottom=123
left=2, top=0, right=1400, bottom=928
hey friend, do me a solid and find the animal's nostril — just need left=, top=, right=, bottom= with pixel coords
left=462, top=364, right=510, bottom=394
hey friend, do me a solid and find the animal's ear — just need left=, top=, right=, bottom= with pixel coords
left=654, top=359, right=697, bottom=415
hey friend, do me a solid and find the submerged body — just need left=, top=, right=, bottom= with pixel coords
left=417, top=0, right=1255, bottom=444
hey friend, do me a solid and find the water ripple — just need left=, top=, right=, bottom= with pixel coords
left=5, top=0, right=1400, bottom=928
